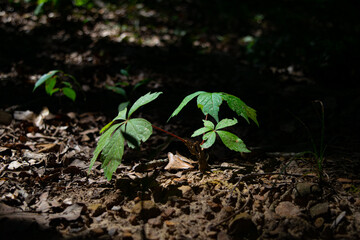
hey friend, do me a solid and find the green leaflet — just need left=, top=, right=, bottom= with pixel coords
left=62, top=87, right=76, bottom=101
left=191, top=127, right=211, bottom=137
left=215, top=118, right=238, bottom=130
left=168, top=91, right=205, bottom=122
left=45, top=77, right=57, bottom=95
left=201, top=131, right=216, bottom=149
left=33, top=70, right=60, bottom=91
left=101, top=128, right=125, bottom=180
left=128, top=92, right=163, bottom=118
left=217, top=130, right=250, bottom=153
left=203, top=120, right=215, bottom=129
left=220, top=93, right=259, bottom=126
left=89, top=123, right=122, bottom=172
left=197, top=92, right=223, bottom=122
left=106, top=85, right=127, bottom=97
left=121, top=118, right=153, bottom=149
left=100, top=107, right=127, bottom=134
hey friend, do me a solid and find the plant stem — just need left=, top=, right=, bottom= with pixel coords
left=151, top=125, right=187, bottom=143
left=152, top=124, right=209, bottom=172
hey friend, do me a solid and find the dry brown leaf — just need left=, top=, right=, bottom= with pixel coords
left=164, top=152, right=195, bottom=170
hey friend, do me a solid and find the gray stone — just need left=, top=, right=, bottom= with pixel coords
left=275, top=201, right=301, bottom=218
left=310, top=202, right=329, bottom=218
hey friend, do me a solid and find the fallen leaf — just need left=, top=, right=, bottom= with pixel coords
left=164, top=152, right=195, bottom=170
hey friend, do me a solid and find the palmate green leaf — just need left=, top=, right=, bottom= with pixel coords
left=100, top=129, right=125, bottom=180
left=118, top=101, right=130, bottom=112
left=62, top=87, right=76, bottom=101
left=168, top=91, right=205, bottom=122
left=191, top=119, right=214, bottom=137
left=121, top=118, right=152, bottom=149
left=128, top=92, right=162, bottom=118
left=191, top=127, right=212, bottom=137
left=45, top=77, right=57, bottom=95
left=203, top=120, right=215, bottom=129
left=89, top=123, right=122, bottom=172
left=220, top=93, right=259, bottom=126
left=33, top=70, right=61, bottom=91
left=217, top=130, right=250, bottom=153
left=197, top=92, right=223, bottom=122
left=201, top=131, right=216, bottom=149
left=100, top=108, right=128, bottom=134
left=215, top=118, right=238, bottom=130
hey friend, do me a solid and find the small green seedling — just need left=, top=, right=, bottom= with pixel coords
left=168, top=91, right=258, bottom=171
left=33, top=70, right=78, bottom=101
left=89, top=91, right=258, bottom=180
left=89, top=92, right=162, bottom=180
left=106, top=67, right=151, bottom=111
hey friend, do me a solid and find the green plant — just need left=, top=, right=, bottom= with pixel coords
left=106, top=67, right=151, bottom=112
left=168, top=91, right=258, bottom=170
left=89, top=91, right=258, bottom=180
left=31, top=0, right=93, bottom=15
left=89, top=92, right=162, bottom=180
left=33, top=70, right=78, bottom=101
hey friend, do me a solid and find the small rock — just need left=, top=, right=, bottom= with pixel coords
left=178, top=185, right=194, bottom=199
left=148, top=216, right=162, bottom=227
left=294, top=182, right=321, bottom=198
left=91, top=227, right=105, bottom=236
left=228, top=212, right=258, bottom=239
left=315, top=217, right=325, bottom=228
left=339, top=199, right=350, bottom=212
left=0, top=111, right=12, bottom=125
left=161, top=208, right=175, bottom=219
left=88, top=203, right=106, bottom=217
left=310, top=202, right=329, bottom=218
left=132, top=200, right=161, bottom=220
left=275, top=201, right=301, bottom=218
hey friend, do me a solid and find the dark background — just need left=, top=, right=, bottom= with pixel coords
left=1, top=0, right=359, bottom=155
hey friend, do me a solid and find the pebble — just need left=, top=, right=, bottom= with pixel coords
left=310, top=202, right=329, bottom=218
left=132, top=200, right=161, bottom=219
left=161, top=208, right=175, bottom=219
left=275, top=201, right=301, bottom=218
left=148, top=216, right=163, bottom=227
left=178, top=185, right=194, bottom=199
left=91, top=227, right=105, bottom=236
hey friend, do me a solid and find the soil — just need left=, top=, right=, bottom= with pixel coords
left=1, top=2, right=360, bottom=240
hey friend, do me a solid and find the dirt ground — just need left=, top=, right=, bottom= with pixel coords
left=1, top=3, right=360, bottom=240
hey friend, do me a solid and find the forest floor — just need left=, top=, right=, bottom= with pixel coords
left=1, top=3, right=360, bottom=240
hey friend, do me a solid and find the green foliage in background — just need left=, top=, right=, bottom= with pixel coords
left=106, top=67, right=151, bottom=112
left=33, top=70, right=78, bottom=101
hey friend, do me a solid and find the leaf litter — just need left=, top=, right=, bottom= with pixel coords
left=0, top=108, right=360, bottom=240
